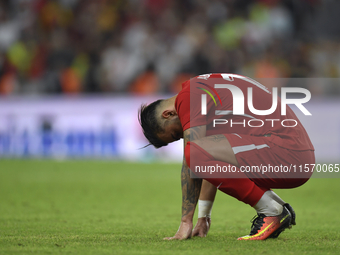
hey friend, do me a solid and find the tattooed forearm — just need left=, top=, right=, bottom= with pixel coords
left=180, top=125, right=205, bottom=219
left=181, top=161, right=202, bottom=218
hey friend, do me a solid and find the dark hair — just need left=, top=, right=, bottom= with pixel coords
left=138, top=100, right=168, bottom=148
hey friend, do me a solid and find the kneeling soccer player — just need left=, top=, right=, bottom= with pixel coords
left=138, top=73, right=315, bottom=240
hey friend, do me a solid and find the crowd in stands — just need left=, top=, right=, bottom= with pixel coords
left=0, top=0, right=339, bottom=96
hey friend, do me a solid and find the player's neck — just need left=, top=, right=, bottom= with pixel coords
left=164, top=95, right=177, bottom=110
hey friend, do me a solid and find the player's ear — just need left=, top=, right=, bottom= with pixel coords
left=162, top=110, right=176, bottom=119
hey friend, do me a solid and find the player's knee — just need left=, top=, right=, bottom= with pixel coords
left=184, top=141, right=209, bottom=169
left=190, top=138, right=203, bottom=148
left=184, top=141, right=201, bottom=168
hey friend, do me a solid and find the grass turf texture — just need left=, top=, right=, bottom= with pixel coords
left=0, top=160, right=339, bottom=255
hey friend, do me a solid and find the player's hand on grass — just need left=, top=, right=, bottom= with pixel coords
left=163, top=221, right=193, bottom=240
left=192, top=216, right=211, bottom=237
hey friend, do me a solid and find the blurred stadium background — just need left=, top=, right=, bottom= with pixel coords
left=0, top=0, right=339, bottom=162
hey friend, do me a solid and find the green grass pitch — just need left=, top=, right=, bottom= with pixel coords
left=0, top=160, right=339, bottom=255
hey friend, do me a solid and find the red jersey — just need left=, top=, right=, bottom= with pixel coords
left=175, top=73, right=314, bottom=151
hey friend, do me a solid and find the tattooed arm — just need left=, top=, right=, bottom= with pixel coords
left=164, top=125, right=206, bottom=240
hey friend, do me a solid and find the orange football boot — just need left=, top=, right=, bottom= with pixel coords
left=238, top=206, right=291, bottom=240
